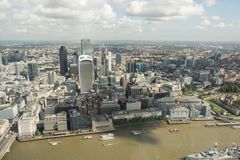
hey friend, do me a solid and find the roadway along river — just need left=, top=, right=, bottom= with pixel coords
left=3, top=121, right=240, bottom=160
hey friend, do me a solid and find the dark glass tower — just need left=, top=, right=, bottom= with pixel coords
left=59, top=46, right=68, bottom=75
left=28, top=62, right=38, bottom=81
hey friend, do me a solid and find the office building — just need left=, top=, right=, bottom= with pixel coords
left=0, top=119, right=9, bottom=136
left=78, top=55, right=94, bottom=93
left=0, top=53, right=2, bottom=66
left=59, top=46, right=68, bottom=75
left=28, top=62, right=38, bottom=81
left=126, top=61, right=145, bottom=73
left=47, top=71, right=57, bottom=84
left=169, top=106, right=189, bottom=120
left=69, top=109, right=87, bottom=131
left=126, top=100, right=141, bottom=111
left=70, top=64, right=78, bottom=77
left=0, top=103, right=18, bottom=120
left=18, top=113, right=37, bottom=137
left=81, top=39, right=92, bottom=55
left=100, top=50, right=113, bottom=76
left=15, top=62, right=25, bottom=77
left=116, top=53, right=121, bottom=65
left=99, top=100, right=120, bottom=114
left=44, top=112, right=67, bottom=132
left=1, top=54, right=8, bottom=65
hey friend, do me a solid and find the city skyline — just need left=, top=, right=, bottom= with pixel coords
left=0, top=0, right=239, bottom=41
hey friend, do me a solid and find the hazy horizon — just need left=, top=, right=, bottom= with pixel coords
left=0, top=0, right=239, bottom=41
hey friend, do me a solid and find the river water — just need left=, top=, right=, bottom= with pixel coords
left=3, top=121, right=240, bottom=160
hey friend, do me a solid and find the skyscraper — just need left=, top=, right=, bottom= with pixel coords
left=15, top=62, right=25, bottom=77
left=100, top=49, right=113, bottom=76
left=116, top=53, right=121, bottom=65
left=78, top=55, right=94, bottom=93
left=28, top=62, right=38, bottom=81
left=81, top=39, right=92, bottom=55
left=0, top=52, right=3, bottom=66
left=47, top=71, right=57, bottom=84
left=1, top=54, right=8, bottom=65
left=59, top=46, right=68, bottom=75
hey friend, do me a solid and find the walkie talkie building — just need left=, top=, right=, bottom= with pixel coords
left=78, top=55, right=94, bottom=93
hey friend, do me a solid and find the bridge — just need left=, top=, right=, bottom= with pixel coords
left=0, top=133, right=16, bottom=160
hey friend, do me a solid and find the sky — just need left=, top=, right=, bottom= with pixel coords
left=0, top=0, right=239, bottom=41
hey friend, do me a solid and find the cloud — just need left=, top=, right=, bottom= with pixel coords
left=16, top=28, right=28, bottom=33
left=0, top=0, right=238, bottom=40
left=0, top=13, right=6, bottom=21
left=204, top=0, right=217, bottom=7
left=212, top=16, right=221, bottom=21
left=114, top=0, right=204, bottom=21
left=6, top=0, right=119, bottom=36
left=195, top=16, right=233, bottom=30
left=0, top=0, right=11, bottom=10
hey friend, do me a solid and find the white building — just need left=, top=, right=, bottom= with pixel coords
left=169, top=106, right=189, bottom=120
left=78, top=55, right=94, bottom=93
left=0, top=103, right=18, bottom=120
left=18, top=113, right=37, bottom=137
left=44, top=112, right=67, bottom=132
left=47, top=71, right=57, bottom=84
left=113, top=108, right=162, bottom=120
left=126, top=101, right=141, bottom=111
left=0, top=119, right=9, bottom=136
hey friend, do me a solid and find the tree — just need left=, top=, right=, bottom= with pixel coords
left=35, top=130, right=41, bottom=136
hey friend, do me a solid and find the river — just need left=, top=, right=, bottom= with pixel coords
left=3, top=121, right=240, bottom=160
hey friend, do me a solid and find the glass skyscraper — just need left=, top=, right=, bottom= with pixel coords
left=81, top=39, right=92, bottom=55
left=59, top=46, right=68, bottom=75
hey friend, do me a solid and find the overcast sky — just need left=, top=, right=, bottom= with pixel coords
left=0, top=0, right=239, bottom=41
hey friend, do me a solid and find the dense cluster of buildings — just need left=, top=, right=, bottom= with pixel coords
left=0, top=40, right=239, bottom=140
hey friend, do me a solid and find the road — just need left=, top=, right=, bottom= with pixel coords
left=0, top=119, right=18, bottom=160
left=0, top=132, right=16, bottom=160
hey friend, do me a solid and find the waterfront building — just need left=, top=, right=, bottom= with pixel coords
left=69, top=109, right=87, bottom=131
left=91, top=115, right=114, bottom=132
left=59, top=46, right=68, bottom=75
left=169, top=106, right=189, bottom=120
left=155, top=97, right=175, bottom=114
left=18, top=113, right=37, bottom=137
left=78, top=55, right=94, bottom=93
left=112, top=108, right=162, bottom=121
left=156, top=97, right=211, bottom=119
left=126, top=100, right=141, bottom=111
left=98, top=99, right=120, bottom=114
left=44, top=112, right=67, bottom=133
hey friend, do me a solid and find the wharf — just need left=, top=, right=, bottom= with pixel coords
left=205, top=122, right=240, bottom=127
left=167, top=120, right=191, bottom=124
left=18, top=127, right=115, bottom=142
